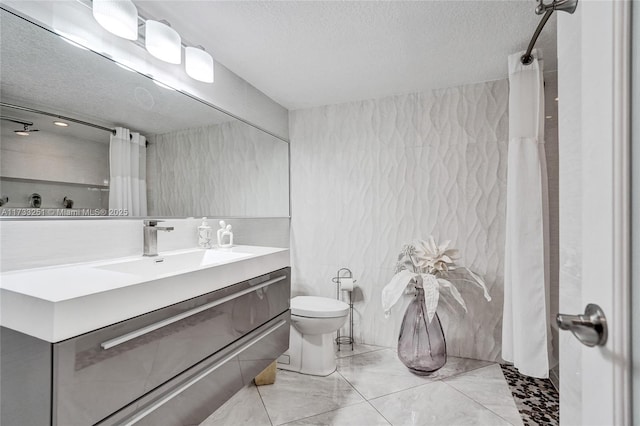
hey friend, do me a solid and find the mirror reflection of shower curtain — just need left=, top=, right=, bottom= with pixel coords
left=109, top=127, right=147, bottom=216
left=502, top=49, right=554, bottom=378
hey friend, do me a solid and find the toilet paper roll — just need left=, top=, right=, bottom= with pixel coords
left=340, top=278, right=355, bottom=292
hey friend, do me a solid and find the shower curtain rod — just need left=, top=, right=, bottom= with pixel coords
left=521, top=0, right=578, bottom=65
left=521, top=8, right=554, bottom=65
left=0, top=102, right=117, bottom=135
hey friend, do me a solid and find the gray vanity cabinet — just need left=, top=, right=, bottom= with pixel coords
left=0, top=267, right=291, bottom=426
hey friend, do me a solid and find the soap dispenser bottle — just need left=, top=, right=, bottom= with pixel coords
left=198, top=217, right=213, bottom=249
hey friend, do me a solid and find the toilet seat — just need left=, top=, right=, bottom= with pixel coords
left=291, top=296, right=349, bottom=318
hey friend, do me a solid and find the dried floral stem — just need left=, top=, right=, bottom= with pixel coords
left=382, top=236, right=491, bottom=321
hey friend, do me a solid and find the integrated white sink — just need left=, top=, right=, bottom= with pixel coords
left=96, top=249, right=251, bottom=276
left=0, top=245, right=290, bottom=342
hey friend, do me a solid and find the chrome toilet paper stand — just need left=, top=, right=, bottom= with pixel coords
left=332, top=268, right=355, bottom=351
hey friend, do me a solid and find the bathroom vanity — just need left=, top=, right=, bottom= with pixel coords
left=0, top=246, right=290, bottom=426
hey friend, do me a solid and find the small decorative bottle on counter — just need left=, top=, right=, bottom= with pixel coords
left=217, top=220, right=234, bottom=248
left=198, top=217, right=213, bottom=249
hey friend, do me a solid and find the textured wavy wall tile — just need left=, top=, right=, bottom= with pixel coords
left=290, top=79, right=511, bottom=362
left=149, top=121, right=288, bottom=217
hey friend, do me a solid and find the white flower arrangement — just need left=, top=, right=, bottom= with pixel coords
left=381, top=236, right=491, bottom=322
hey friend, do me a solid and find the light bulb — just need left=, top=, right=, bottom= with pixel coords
left=92, top=0, right=139, bottom=41
left=185, top=46, right=214, bottom=83
left=145, top=20, right=181, bottom=64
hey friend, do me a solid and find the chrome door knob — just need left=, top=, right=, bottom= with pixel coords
left=557, top=304, right=607, bottom=347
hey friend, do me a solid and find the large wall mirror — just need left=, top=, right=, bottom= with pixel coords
left=0, top=9, right=290, bottom=218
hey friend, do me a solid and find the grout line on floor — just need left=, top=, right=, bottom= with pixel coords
left=275, top=400, right=366, bottom=426
left=254, top=382, right=275, bottom=426
left=365, top=400, right=394, bottom=425
left=334, top=344, right=390, bottom=359
left=439, top=381, right=515, bottom=424
left=442, top=378, right=520, bottom=426
left=358, top=375, right=444, bottom=402
left=441, top=360, right=500, bottom=382
left=335, top=357, right=499, bottom=403
left=335, top=368, right=370, bottom=402
left=333, top=369, right=394, bottom=426
left=335, top=348, right=431, bottom=401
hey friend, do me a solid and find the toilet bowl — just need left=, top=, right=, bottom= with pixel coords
left=277, top=296, right=349, bottom=376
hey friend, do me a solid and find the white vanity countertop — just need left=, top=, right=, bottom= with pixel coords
left=0, top=245, right=290, bottom=342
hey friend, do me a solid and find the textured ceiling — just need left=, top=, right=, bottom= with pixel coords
left=138, top=1, right=557, bottom=110
left=1, top=107, right=109, bottom=144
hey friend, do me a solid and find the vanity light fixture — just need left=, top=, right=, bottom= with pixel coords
left=185, top=46, right=214, bottom=83
left=145, top=20, right=181, bottom=64
left=92, top=0, right=139, bottom=41
left=53, top=121, right=69, bottom=127
left=15, top=130, right=30, bottom=136
left=90, top=4, right=215, bottom=84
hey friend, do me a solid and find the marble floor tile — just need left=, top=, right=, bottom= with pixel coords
left=429, top=356, right=495, bottom=381
left=258, top=370, right=365, bottom=425
left=282, top=402, right=391, bottom=426
left=370, top=381, right=512, bottom=426
left=336, top=348, right=492, bottom=400
left=444, top=364, right=523, bottom=426
left=335, top=349, right=433, bottom=400
left=199, top=384, right=271, bottom=426
left=334, top=343, right=389, bottom=359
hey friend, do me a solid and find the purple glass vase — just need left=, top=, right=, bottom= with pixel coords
left=397, top=287, right=447, bottom=374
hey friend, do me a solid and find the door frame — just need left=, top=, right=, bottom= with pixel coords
left=632, top=0, right=640, bottom=422
left=578, top=0, right=631, bottom=424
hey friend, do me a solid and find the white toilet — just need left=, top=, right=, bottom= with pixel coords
left=277, top=296, right=350, bottom=376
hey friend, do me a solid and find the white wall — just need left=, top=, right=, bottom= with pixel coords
left=557, top=8, right=583, bottom=424
left=0, top=217, right=289, bottom=272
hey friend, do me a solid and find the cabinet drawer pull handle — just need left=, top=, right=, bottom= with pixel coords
left=100, top=276, right=287, bottom=350
left=121, top=319, right=287, bottom=426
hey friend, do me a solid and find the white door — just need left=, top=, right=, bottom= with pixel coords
left=557, top=1, right=631, bottom=425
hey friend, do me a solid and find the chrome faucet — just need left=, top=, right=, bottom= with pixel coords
left=143, top=220, right=174, bottom=257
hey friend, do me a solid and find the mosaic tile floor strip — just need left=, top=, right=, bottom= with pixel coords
left=500, top=364, right=559, bottom=426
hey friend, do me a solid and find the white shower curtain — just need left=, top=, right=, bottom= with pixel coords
left=502, top=49, right=552, bottom=378
left=109, top=127, right=147, bottom=216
